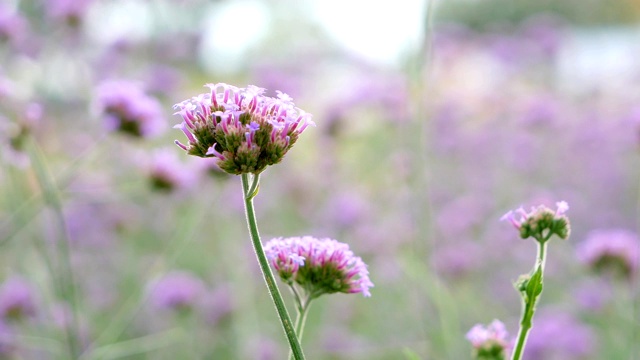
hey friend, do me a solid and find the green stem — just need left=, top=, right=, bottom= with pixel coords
left=289, top=293, right=312, bottom=360
left=241, top=174, right=305, bottom=360
left=511, top=241, right=547, bottom=360
left=28, top=141, right=81, bottom=358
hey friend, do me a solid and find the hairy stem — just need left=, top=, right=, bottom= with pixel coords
left=241, top=174, right=305, bottom=360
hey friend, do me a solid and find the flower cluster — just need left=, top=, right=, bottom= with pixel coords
left=264, top=236, right=373, bottom=298
left=173, top=83, right=314, bottom=175
left=576, top=229, right=639, bottom=279
left=146, top=271, right=206, bottom=311
left=95, top=80, right=165, bottom=138
left=501, top=201, right=570, bottom=242
left=0, top=277, right=36, bottom=321
left=466, top=320, right=511, bottom=360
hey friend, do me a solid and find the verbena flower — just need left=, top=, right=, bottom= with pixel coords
left=145, top=149, right=198, bottom=192
left=264, top=236, right=373, bottom=298
left=95, top=80, right=165, bottom=138
left=0, top=277, right=36, bottom=321
left=466, top=319, right=511, bottom=360
left=524, top=310, right=596, bottom=360
left=500, top=201, right=570, bottom=241
left=147, top=271, right=206, bottom=311
left=576, top=228, right=639, bottom=279
left=173, top=83, right=314, bottom=175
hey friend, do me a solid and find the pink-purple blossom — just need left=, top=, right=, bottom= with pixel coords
left=173, top=83, right=314, bottom=175
left=466, top=319, right=511, bottom=359
left=0, top=277, right=37, bottom=321
left=147, top=271, right=206, bottom=311
left=500, top=201, right=570, bottom=241
left=576, top=228, right=639, bottom=278
left=264, top=236, right=373, bottom=298
left=95, top=80, right=165, bottom=138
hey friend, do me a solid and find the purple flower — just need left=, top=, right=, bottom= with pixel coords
left=45, top=0, right=94, bottom=27
left=144, top=148, right=199, bottom=192
left=524, top=310, right=596, bottom=360
left=466, top=319, right=511, bottom=360
left=0, top=4, right=27, bottom=46
left=173, top=83, right=314, bottom=175
left=264, top=236, right=373, bottom=298
left=95, top=80, right=165, bottom=138
left=500, top=201, right=570, bottom=241
left=576, top=228, right=639, bottom=279
left=147, top=271, right=206, bottom=311
left=0, top=277, right=37, bottom=321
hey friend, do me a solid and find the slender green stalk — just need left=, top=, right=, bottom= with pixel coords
left=241, top=174, right=305, bottom=360
left=289, top=296, right=312, bottom=360
left=28, top=142, right=81, bottom=358
left=511, top=241, right=548, bottom=360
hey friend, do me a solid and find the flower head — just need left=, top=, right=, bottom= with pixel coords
left=500, top=201, right=570, bottom=242
left=95, top=80, right=165, bottom=138
left=147, top=271, right=206, bottom=311
left=144, top=149, right=199, bottom=192
left=264, top=236, right=373, bottom=298
left=0, top=276, right=37, bottom=321
left=173, top=83, right=314, bottom=175
left=576, top=228, right=639, bottom=279
left=466, top=320, right=511, bottom=360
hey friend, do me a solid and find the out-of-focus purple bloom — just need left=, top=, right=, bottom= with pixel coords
left=322, top=191, right=370, bottom=228
left=264, top=236, right=373, bottom=298
left=466, top=319, right=511, bottom=360
left=147, top=271, right=206, bottom=311
left=144, top=65, right=182, bottom=98
left=45, top=0, right=94, bottom=27
left=173, top=83, right=314, bottom=175
left=0, top=4, right=27, bottom=46
left=0, top=277, right=37, bottom=321
left=199, top=284, right=234, bottom=326
left=95, top=80, right=165, bottom=138
left=576, top=228, right=639, bottom=279
left=0, top=102, right=42, bottom=168
left=501, top=201, right=570, bottom=241
left=524, top=310, right=596, bottom=360
left=64, top=200, right=130, bottom=247
left=144, top=149, right=199, bottom=192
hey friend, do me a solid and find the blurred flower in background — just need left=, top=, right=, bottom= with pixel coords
left=576, top=228, right=640, bottom=279
left=0, top=0, right=639, bottom=358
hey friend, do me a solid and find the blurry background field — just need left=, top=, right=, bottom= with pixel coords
left=1, top=0, right=639, bottom=359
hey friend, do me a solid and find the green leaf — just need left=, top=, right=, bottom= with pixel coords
left=526, top=264, right=544, bottom=300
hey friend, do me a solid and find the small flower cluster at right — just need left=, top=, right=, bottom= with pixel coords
left=264, top=236, right=373, bottom=298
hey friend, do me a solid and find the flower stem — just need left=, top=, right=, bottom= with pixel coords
left=289, top=293, right=312, bottom=360
left=511, top=241, right=548, bottom=360
left=241, top=174, right=306, bottom=360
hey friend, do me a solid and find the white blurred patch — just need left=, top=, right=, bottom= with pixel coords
left=199, top=1, right=269, bottom=74
left=310, top=0, right=428, bottom=65
left=86, top=0, right=153, bottom=44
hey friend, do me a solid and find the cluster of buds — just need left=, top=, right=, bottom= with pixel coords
left=264, top=236, right=373, bottom=298
left=173, top=83, right=314, bottom=175
left=466, top=320, right=511, bottom=360
left=501, top=201, right=570, bottom=242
